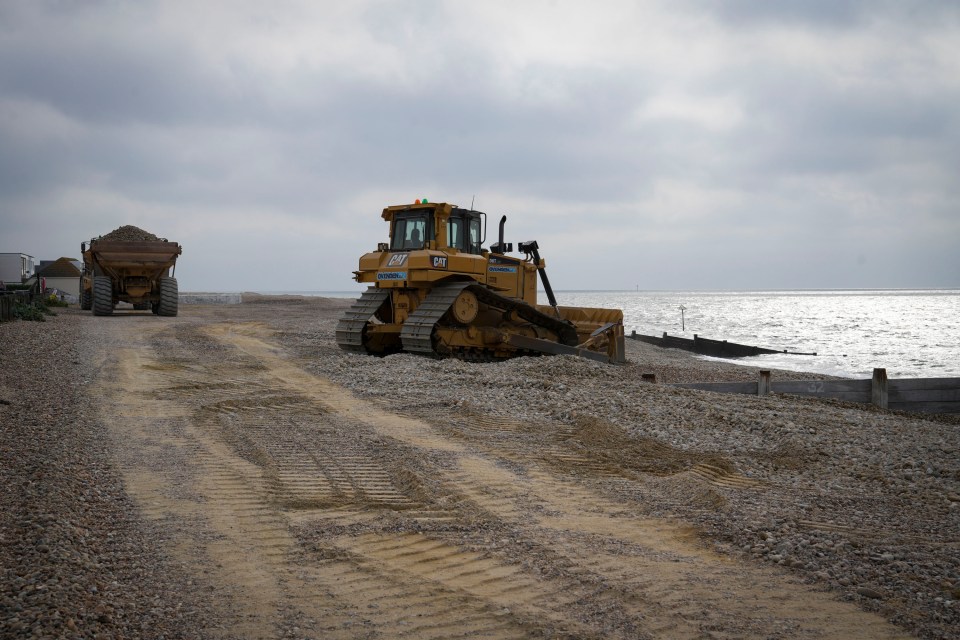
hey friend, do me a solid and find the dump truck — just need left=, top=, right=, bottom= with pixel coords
left=336, top=200, right=625, bottom=363
left=80, top=226, right=182, bottom=316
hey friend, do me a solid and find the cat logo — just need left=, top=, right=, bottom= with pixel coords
left=432, top=256, right=448, bottom=269
left=387, top=254, right=408, bottom=267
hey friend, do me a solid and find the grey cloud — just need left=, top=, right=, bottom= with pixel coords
left=1, top=1, right=957, bottom=291
left=0, top=45, right=292, bottom=132
left=683, top=0, right=960, bottom=28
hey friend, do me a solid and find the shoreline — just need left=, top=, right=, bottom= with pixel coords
left=173, top=290, right=959, bottom=379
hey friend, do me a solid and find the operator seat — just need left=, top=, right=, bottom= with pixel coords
left=408, top=228, right=421, bottom=248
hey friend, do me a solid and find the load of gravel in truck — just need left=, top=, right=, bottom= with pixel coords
left=99, top=225, right=162, bottom=242
left=80, top=226, right=182, bottom=317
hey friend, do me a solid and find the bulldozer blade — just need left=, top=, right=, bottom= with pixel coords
left=576, top=321, right=626, bottom=364
left=539, top=305, right=624, bottom=326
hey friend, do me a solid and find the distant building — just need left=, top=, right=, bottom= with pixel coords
left=0, top=253, right=36, bottom=285
left=34, top=257, right=82, bottom=298
left=36, top=259, right=83, bottom=273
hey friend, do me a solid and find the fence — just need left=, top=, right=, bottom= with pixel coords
left=0, top=291, right=36, bottom=322
left=655, top=368, right=959, bottom=415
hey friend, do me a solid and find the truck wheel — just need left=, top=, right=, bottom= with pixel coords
left=80, top=288, right=92, bottom=310
left=92, top=276, right=113, bottom=316
left=158, top=277, right=178, bottom=317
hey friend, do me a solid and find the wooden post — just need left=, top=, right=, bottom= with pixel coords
left=641, top=373, right=658, bottom=384
left=872, top=368, right=888, bottom=409
left=758, top=370, right=771, bottom=396
left=613, top=325, right=626, bottom=364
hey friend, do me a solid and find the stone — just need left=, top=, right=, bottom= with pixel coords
left=856, top=586, right=883, bottom=599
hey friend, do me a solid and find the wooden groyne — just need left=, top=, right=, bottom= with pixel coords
left=654, top=368, right=960, bottom=415
left=629, top=331, right=816, bottom=358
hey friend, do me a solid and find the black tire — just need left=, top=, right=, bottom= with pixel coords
left=92, top=276, right=113, bottom=316
left=158, top=277, right=178, bottom=317
left=80, top=287, right=92, bottom=310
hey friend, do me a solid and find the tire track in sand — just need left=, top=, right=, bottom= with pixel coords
left=205, top=321, right=911, bottom=640
left=101, top=322, right=551, bottom=638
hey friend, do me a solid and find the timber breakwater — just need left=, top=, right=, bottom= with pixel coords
left=630, top=331, right=817, bottom=358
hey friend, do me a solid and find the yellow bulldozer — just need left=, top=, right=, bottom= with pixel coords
left=336, top=200, right=625, bottom=363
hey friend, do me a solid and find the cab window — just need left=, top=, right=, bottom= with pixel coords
left=391, top=215, right=429, bottom=251
left=468, top=217, right=482, bottom=254
left=447, top=218, right=464, bottom=250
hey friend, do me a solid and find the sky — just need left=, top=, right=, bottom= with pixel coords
left=1, top=0, right=958, bottom=292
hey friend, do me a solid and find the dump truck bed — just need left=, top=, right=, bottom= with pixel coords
left=89, top=240, right=181, bottom=270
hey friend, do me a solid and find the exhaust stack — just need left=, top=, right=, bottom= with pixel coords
left=490, top=215, right=512, bottom=254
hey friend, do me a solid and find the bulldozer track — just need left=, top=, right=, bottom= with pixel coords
left=400, top=281, right=472, bottom=353
left=334, top=286, right=390, bottom=352
left=340, top=280, right=580, bottom=357
left=467, top=282, right=579, bottom=346
left=89, top=312, right=912, bottom=639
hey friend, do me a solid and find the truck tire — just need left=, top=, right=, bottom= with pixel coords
left=158, top=277, right=178, bottom=317
left=92, top=276, right=113, bottom=316
left=80, top=288, right=92, bottom=310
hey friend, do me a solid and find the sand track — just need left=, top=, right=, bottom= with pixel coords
left=85, top=310, right=916, bottom=639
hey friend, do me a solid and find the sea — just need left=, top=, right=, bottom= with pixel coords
left=557, top=289, right=960, bottom=380
left=270, top=289, right=959, bottom=380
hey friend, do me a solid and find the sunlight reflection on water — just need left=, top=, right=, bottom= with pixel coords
left=555, top=290, right=960, bottom=379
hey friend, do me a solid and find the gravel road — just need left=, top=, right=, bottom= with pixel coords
left=1, top=298, right=957, bottom=639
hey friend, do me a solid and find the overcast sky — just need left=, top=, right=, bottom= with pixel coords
left=2, top=0, right=958, bottom=292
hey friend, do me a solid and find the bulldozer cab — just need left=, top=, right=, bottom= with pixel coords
left=386, top=204, right=484, bottom=254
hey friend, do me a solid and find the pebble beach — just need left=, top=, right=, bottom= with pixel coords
left=2, top=297, right=958, bottom=638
